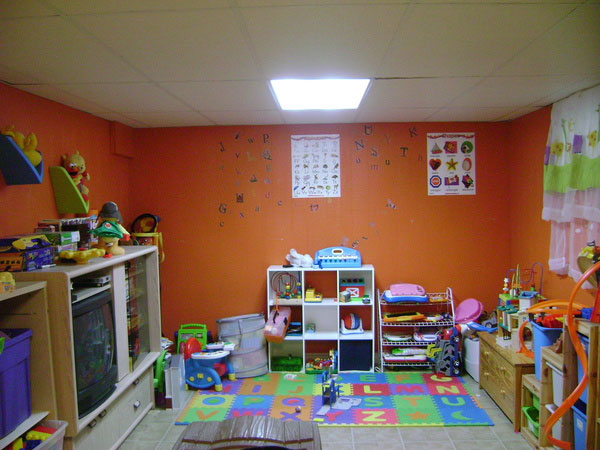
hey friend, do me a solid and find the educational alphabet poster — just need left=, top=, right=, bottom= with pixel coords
left=291, top=134, right=341, bottom=198
left=427, top=133, right=476, bottom=196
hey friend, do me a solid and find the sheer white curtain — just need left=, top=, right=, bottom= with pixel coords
left=542, top=84, right=600, bottom=283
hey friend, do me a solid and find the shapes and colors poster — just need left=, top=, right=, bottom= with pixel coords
left=291, top=134, right=341, bottom=198
left=427, top=133, right=476, bottom=196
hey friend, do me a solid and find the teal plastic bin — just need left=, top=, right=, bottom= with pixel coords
left=531, top=321, right=562, bottom=380
left=572, top=400, right=587, bottom=450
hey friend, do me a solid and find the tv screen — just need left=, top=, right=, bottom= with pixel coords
left=72, top=289, right=118, bottom=418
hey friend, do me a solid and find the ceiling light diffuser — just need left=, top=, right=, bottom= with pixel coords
left=270, top=79, right=370, bottom=110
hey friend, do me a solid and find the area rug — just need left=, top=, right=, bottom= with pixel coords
left=175, top=372, right=493, bottom=427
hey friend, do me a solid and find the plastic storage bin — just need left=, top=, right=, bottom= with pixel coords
left=576, top=333, right=589, bottom=403
left=545, top=404, right=562, bottom=447
left=522, top=405, right=540, bottom=437
left=531, top=322, right=562, bottom=380
left=572, top=400, right=587, bottom=450
left=31, top=420, right=68, bottom=450
left=546, top=361, right=564, bottom=405
left=0, top=328, right=32, bottom=439
left=463, top=336, right=480, bottom=382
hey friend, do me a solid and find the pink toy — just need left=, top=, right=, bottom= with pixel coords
left=454, top=298, right=483, bottom=324
left=390, top=283, right=425, bottom=296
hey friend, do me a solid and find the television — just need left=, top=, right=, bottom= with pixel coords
left=72, top=289, right=118, bottom=418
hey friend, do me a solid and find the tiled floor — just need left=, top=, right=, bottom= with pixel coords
left=118, top=374, right=533, bottom=450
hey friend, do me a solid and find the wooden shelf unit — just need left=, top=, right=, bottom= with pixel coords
left=0, top=281, right=55, bottom=448
left=562, top=319, right=599, bottom=450
left=479, top=331, right=535, bottom=432
left=14, top=246, right=162, bottom=450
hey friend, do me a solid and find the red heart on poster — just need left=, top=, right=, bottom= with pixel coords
left=429, top=159, right=441, bottom=170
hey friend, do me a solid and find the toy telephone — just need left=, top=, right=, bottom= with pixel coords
left=314, top=246, right=361, bottom=268
left=130, top=213, right=164, bottom=262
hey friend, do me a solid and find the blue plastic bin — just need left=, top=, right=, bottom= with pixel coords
left=531, top=321, right=562, bottom=380
left=0, top=328, right=33, bottom=439
left=572, top=400, right=587, bottom=450
left=576, top=333, right=589, bottom=403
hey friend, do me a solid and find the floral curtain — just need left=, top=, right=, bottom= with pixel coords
left=543, top=84, right=600, bottom=283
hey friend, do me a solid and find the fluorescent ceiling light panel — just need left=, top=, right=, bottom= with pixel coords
left=270, top=79, right=370, bottom=110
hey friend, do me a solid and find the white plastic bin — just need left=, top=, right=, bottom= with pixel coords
left=544, top=403, right=562, bottom=450
left=546, top=361, right=563, bottom=405
left=32, top=420, right=68, bottom=450
left=463, top=336, right=480, bottom=382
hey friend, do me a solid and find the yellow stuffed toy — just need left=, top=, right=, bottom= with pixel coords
left=62, top=150, right=90, bottom=201
left=2, top=125, right=42, bottom=167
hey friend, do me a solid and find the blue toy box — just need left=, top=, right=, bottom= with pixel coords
left=0, top=328, right=33, bottom=439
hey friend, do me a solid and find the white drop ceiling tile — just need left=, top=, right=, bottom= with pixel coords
left=0, top=64, right=43, bottom=84
left=0, top=1, right=56, bottom=18
left=280, top=109, right=359, bottom=124
left=42, top=0, right=225, bottom=14
left=495, top=4, right=600, bottom=76
left=203, top=110, right=284, bottom=126
left=451, top=75, right=590, bottom=107
left=93, top=111, right=149, bottom=128
left=74, top=10, right=260, bottom=81
left=160, top=81, right=278, bottom=111
left=237, top=0, right=410, bottom=5
left=241, top=4, right=408, bottom=78
left=532, top=76, right=600, bottom=107
left=428, top=106, right=521, bottom=122
left=125, top=111, right=214, bottom=128
left=496, top=106, right=542, bottom=122
left=56, top=83, right=192, bottom=112
left=11, top=84, right=110, bottom=113
left=356, top=107, right=437, bottom=123
left=0, top=16, right=145, bottom=83
left=362, top=78, right=482, bottom=109
left=381, top=3, right=576, bottom=77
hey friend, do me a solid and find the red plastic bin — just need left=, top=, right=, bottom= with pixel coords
left=0, top=328, right=32, bottom=439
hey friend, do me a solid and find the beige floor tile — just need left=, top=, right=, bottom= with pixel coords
left=451, top=440, right=505, bottom=450
left=319, top=426, right=354, bottom=443
left=400, top=426, right=449, bottom=441
left=404, top=441, right=455, bottom=450
left=118, top=441, right=159, bottom=450
left=125, top=420, right=171, bottom=442
left=352, top=426, right=401, bottom=442
left=492, top=423, right=529, bottom=442
left=322, top=443, right=354, bottom=450
left=161, top=424, right=187, bottom=443
left=446, top=426, right=498, bottom=441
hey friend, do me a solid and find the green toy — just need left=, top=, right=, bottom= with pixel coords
left=176, top=323, right=208, bottom=353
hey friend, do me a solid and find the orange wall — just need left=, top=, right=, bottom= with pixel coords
left=2, top=82, right=592, bottom=343
left=507, top=106, right=595, bottom=305
left=131, top=123, right=512, bottom=339
left=0, top=83, right=132, bottom=236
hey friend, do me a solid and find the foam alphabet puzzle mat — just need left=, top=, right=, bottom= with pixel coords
left=176, top=372, right=493, bottom=427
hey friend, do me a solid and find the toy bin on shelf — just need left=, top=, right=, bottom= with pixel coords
left=546, top=361, right=564, bottom=405
left=576, top=333, right=589, bottom=403
left=31, top=420, right=68, bottom=450
left=531, top=321, right=562, bottom=380
left=572, top=400, right=587, bottom=450
left=522, top=406, right=540, bottom=438
left=0, top=328, right=32, bottom=439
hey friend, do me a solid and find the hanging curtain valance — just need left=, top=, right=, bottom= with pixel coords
left=542, top=84, right=600, bottom=279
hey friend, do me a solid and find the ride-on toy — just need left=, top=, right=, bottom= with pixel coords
left=183, top=338, right=235, bottom=391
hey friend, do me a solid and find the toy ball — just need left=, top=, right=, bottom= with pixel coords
left=344, top=313, right=361, bottom=330
left=295, top=406, right=302, bottom=413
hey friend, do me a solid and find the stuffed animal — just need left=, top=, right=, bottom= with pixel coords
left=2, top=126, right=42, bottom=167
left=286, top=249, right=314, bottom=268
left=62, top=151, right=90, bottom=201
